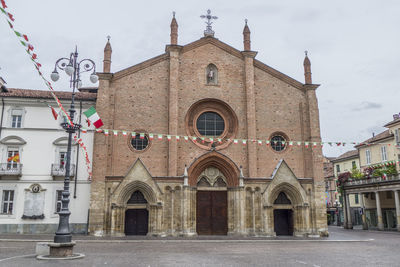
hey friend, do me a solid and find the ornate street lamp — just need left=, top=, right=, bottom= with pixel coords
left=50, top=47, right=97, bottom=244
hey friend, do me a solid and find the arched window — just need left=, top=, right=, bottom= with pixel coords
left=274, top=192, right=291, bottom=204
left=206, top=64, right=218, bottom=85
left=127, top=191, right=147, bottom=204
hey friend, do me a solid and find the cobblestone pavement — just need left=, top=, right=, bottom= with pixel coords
left=0, top=226, right=399, bottom=267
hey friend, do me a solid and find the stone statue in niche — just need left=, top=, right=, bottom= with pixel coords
left=206, top=64, right=218, bottom=84
left=22, top=184, right=46, bottom=219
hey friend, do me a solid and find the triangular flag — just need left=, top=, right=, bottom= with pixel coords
left=209, top=137, right=214, bottom=143
left=104, top=130, right=109, bottom=136
left=266, top=140, right=270, bottom=146
left=234, top=139, right=238, bottom=144
left=48, top=104, right=58, bottom=120
left=149, top=133, right=154, bottom=140
left=192, top=136, right=197, bottom=142
left=258, top=140, right=263, bottom=146
left=113, top=130, right=118, bottom=136
left=122, top=131, right=127, bottom=137
left=176, top=136, right=180, bottom=141
left=131, top=132, right=137, bottom=138
left=167, top=135, right=171, bottom=141
left=158, top=134, right=163, bottom=140
left=140, top=133, right=145, bottom=139
left=242, top=140, right=247, bottom=145
left=184, top=136, right=189, bottom=142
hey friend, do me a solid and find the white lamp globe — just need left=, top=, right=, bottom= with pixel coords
left=65, top=64, right=74, bottom=76
left=90, top=74, right=98, bottom=83
left=50, top=71, right=60, bottom=82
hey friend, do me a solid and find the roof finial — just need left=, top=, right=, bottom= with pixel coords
left=107, top=35, right=111, bottom=42
left=303, top=50, right=312, bottom=84
left=200, top=9, right=218, bottom=37
left=245, top=18, right=248, bottom=25
left=173, top=11, right=176, bottom=18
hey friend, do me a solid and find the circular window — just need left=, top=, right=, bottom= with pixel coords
left=271, top=135, right=286, bottom=152
left=131, top=134, right=149, bottom=151
left=196, top=112, right=225, bottom=137
left=185, top=99, right=238, bottom=151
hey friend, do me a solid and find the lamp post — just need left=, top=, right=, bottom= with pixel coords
left=50, top=47, right=98, bottom=243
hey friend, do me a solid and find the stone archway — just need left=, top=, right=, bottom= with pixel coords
left=266, top=182, right=310, bottom=237
left=188, top=151, right=240, bottom=235
left=111, top=181, right=159, bottom=236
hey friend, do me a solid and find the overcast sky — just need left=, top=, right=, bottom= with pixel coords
left=1, top=0, right=399, bottom=157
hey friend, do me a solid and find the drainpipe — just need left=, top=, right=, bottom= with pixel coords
left=0, top=98, right=4, bottom=139
left=73, top=100, right=82, bottom=198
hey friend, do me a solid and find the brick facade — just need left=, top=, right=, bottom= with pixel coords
left=88, top=17, right=327, bottom=237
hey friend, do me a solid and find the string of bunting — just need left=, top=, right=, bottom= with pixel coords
left=73, top=135, right=92, bottom=180
left=0, top=1, right=73, bottom=126
left=82, top=128, right=400, bottom=150
left=1, top=1, right=92, bottom=179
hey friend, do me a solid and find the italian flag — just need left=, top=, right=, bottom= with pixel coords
left=83, top=106, right=103, bottom=128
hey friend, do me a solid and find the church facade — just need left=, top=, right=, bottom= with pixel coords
left=88, top=13, right=328, bottom=237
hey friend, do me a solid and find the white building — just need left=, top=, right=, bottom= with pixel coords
left=0, top=87, right=96, bottom=234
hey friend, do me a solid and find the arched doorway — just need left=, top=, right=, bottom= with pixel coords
left=124, top=191, right=149, bottom=235
left=196, top=167, right=228, bottom=235
left=273, top=192, right=294, bottom=236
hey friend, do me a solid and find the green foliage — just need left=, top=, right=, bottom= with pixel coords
left=350, top=166, right=364, bottom=179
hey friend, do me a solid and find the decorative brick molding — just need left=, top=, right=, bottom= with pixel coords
left=188, top=151, right=240, bottom=187
left=185, top=98, right=238, bottom=150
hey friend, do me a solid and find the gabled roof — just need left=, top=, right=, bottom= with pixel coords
left=355, top=129, right=393, bottom=148
left=384, top=117, right=400, bottom=128
left=331, top=150, right=359, bottom=163
left=0, top=88, right=97, bottom=101
left=112, top=36, right=310, bottom=90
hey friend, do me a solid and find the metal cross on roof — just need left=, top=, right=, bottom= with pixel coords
left=200, top=9, right=218, bottom=37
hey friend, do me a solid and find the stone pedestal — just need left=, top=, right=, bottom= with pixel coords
left=49, top=242, right=76, bottom=257
left=36, top=241, right=85, bottom=260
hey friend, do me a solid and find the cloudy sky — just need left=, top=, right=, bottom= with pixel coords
left=1, top=0, right=399, bottom=157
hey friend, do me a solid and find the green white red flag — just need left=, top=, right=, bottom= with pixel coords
left=83, top=106, right=103, bottom=128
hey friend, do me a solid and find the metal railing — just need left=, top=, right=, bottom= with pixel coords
left=344, top=174, right=400, bottom=187
left=51, top=164, right=75, bottom=177
left=0, top=163, right=23, bottom=176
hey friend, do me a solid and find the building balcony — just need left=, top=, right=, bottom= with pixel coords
left=51, top=164, right=75, bottom=178
left=0, top=163, right=23, bottom=177
left=344, top=174, right=400, bottom=187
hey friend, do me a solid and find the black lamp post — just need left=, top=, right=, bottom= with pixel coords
left=50, top=47, right=98, bottom=243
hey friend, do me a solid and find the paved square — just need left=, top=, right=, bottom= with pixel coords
left=0, top=227, right=399, bottom=266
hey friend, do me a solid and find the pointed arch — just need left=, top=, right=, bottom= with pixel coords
left=188, top=151, right=240, bottom=187
left=268, top=182, right=304, bottom=206
left=117, top=180, right=157, bottom=204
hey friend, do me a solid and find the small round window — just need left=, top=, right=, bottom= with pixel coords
left=271, top=135, right=286, bottom=152
left=131, top=134, right=149, bottom=151
left=196, top=112, right=225, bottom=137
